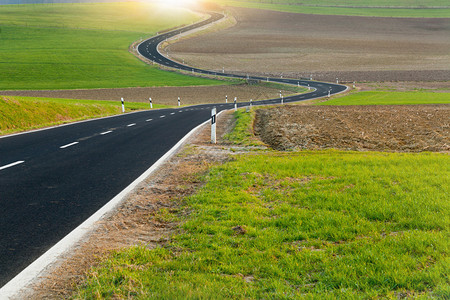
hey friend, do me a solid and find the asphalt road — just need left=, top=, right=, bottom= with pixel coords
left=0, top=12, right=346, bottom=288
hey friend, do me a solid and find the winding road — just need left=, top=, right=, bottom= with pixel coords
left=137, top=12, right=347, bottom=105
left=0, top=10, right=346, bottom=295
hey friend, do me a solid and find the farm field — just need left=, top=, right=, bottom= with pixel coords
left=0, top=2, right=223, bottom=90
left=213, top=0, right=450, bottom=18
left=0, top=82, right=305, bottom=106
left=318, top=91, right=450, bottom=106
left=255, top=104, right=449, bottom=152
left=71, top=109, right=449, bottom=299
left=168, top=7, right=450, bottom=82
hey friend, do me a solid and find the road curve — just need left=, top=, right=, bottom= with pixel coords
left=0, top=10, right=347, bottom=293
left=137, top=11, right=348, bottom=104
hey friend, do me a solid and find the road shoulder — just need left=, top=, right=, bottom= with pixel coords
left=22, top=110, right=236, bottom=299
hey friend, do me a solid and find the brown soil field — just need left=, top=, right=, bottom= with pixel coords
left=169, top=7, right=450, bottom=82
left=0, top=84, right=294, bottom=105
left=255, top=105, right=449, bottom=152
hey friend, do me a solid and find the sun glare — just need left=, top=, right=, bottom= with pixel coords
left=156, top=0, right=197, bottom=8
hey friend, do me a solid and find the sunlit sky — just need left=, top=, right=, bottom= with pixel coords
left=154, top=0, right=197, bottom=8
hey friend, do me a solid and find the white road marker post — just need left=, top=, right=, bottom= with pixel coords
left=149, top=97, right=153, bottom=109
left=281, top=95, right=284, bottom=105
left=250, top=98, right=252, bottom=108
left=178, top=97, right=181, bottom=107
left=328, top=89, right=331, bottom=98
left=308, top=84, right=310, bottom=91
left=211, top=107, right=217, bottom=144
left=226, top=95, right=228, bottom=103
left=121, top=97, right=125, bottom=113
left=222, top=67, right=224, bottom=73
left=234, top=97, right=237, bottom=111
left=336, top=77, right=339, bottom=84
left=310, top=74, right=312, bottom=80
left=267, top=77, right=269, bottom=82
left=353, top=81, right=356, bottom=88
left=297, top=82, right=300, bottom=87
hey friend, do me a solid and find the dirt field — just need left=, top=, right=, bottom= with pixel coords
left=255, top=105, right=449, bottom=152
left=169, top=7, right=450, bottom=82
left=0, top=84, right=294, bottom=105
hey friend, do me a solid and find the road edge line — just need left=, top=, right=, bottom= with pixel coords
left=0, top=111, right=224, bottom=299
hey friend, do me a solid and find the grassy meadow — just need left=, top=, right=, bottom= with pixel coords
left=0, top=2, right=223, bottom=90
left=0, top=95, right=168, bottom=135
left=74, top=110, right=449, bottom=299
left=214, top=0, right=450, bottom=17
left=319, top=91, right=450, bottom=106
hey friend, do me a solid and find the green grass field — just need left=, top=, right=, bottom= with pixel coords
left=214, top=0, right=450, bottom=17
left=318, top=91, right=450, bottom=106
left=0, top=2, right=224, bottom=90
left=0, top=95, right=168, bottom=135
left=74, top=110, right=449, bottom=299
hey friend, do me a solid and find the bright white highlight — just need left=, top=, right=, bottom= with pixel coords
left=156, top=0, right=196, bottom=8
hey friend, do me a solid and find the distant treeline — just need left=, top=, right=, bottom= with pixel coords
left=0, top=0, right=130, bottom=4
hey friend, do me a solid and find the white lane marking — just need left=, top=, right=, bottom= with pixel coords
left=146, top=119, right=153, bottom=122
left=0, top=161, right=25, bottom=171
left=100, top=131, right=113, bottom=135
left=160, top=115, right=166, bottom=118
left=170, top=112, right=175, bottom=115
left=127, top=123, right=136, bottom=127
left=60, top=142, right=79, bottom=149
left=179, top=110, right=183, bottom=113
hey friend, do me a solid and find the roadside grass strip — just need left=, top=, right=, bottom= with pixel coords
left=224, top=110, right=263, bottom=146
left=319, top=91, right=450, bottom=106
left=74, top=111, right=449, bottom=298
left=0, top=96, right=169, bottom=135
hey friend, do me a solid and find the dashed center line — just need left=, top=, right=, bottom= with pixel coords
left=160, top=115, right=166, bottom=118
left=170, top=112, right=175, bottom=115
left=146, top=119, right=153, bottom=122
left=60, top=142, right=79, bottom=149
left=100, top=131, right=113, bottom=135
left=127, top=123, right=136, bottom=127
left=0, top=161, right=25, bottom=171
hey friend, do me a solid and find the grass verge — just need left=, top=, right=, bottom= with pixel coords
left=74, top=108, right=449, bottom=299
left=317, top=91, right=450, bottom=106
left=0, top=3, right=224, bottom=90
left=214, top=0, right=450, bottom=18
left=223, top=110, right=262, bottom=146
left=0, top=95, right=168, bottom=135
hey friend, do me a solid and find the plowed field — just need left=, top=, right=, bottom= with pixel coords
left=0, top=84, right=293, bottom=106
left=169, top=7, right=450, bottom=82
left=255, top=105, right=449, bottom=152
